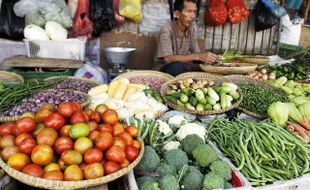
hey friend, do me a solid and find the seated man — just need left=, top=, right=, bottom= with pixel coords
left=156, top=0, right=218, bottom=76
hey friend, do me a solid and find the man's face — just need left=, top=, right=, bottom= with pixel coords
left=176, top=1, right=197, bottom=27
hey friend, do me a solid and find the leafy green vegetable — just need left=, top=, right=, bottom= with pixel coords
left=267, top=101, right=289, bottom=127
left=220, top=49, right=241, bottom=63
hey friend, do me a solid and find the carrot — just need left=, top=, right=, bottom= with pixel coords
left=286, top=125, right=295, bottom=132
left=287, top=121, right=310, bottom=143
left=299, top=119, right=310, bottom=131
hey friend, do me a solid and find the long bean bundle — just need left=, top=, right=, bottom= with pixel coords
left=207, top=118, right=310, bottom=186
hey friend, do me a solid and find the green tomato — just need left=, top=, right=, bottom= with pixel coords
left=69, top=123, right=90, bottom=139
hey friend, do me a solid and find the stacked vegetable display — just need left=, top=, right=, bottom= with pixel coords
left=165, top=79, right=241, bottom=112
left=0, top=102, right=142, bottom=181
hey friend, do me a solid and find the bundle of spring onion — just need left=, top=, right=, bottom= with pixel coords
left=220, top=50, right=241, bottom=63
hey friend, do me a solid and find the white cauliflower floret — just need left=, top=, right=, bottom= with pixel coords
left=164, top=141, right=181, bottom=151
left=157, top=120, right=172, bottom=136
left=168, top=115, right=188, bottom=126
left=176, top=123, right=206, bottom=141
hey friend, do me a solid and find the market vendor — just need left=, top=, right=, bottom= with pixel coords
left=156, top=0, right=219, bottom=76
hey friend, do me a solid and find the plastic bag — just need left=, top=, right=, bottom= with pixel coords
left=74, top=62, right=108, bottom=84
left=13, top=0, right=72, bottom=28
left=89, top=0, right=116, bottom=37
left=113, top=0, right=125, bottom=26
left=253, top=0, right=278, bottom=31
left=119, top=0, right=143, bottom=22
left=25, top=12, right=45, bottom=27
left=205, top=0, right=227, bottom=26
left=0, top=0, right=25, bottom=40
left=226, top=0, right=250, bottom=24
left=261, top=0, right=286, bottom=18
left=71, top=0, right=93, bottom=39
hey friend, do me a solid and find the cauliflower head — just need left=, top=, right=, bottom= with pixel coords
left=158, top=120, right=173, bottom=136
left=163, top=141, right=181, bottom=151
left=176, top=123, right=206, bottom=141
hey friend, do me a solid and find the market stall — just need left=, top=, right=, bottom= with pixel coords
left=0, top=0, right=310, bottom=189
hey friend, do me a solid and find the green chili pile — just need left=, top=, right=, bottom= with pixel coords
left=207, top=118, right=310, bottom=186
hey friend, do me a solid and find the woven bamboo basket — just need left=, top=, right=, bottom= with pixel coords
left=224, top=75, right=287, bottom=119
left=160, top=74, right=243, bottom=115
left=199, top=64, right=258, bottom=75
left=175, top=72, right=222, bottom=79
left=112, top=70, right=174, bottom=82
left=0, top=71, right=24, bottom=84
left=0, top=140, right=144, bottom=190
left=44, top=76, right=100, bottom=87
left=0, top=90, right=90, bottom=122
left=298, top=78, right=310, bottom=83
left=236, top=56, right=270, bottom=65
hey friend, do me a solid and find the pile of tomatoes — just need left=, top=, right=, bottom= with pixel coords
left=0, top=102, right=141, bottom=181
left=226, top=0, right=250, bottom=24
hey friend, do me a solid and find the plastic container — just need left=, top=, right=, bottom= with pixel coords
left=0, top=39, right=26, bottom=64
left=8, top=68, right=75, bottom=81
left=278, top=43, right=303, bottom=58
left=255, top=174, right=310, bottom=190
left=24, top=38, right=86, bottom=60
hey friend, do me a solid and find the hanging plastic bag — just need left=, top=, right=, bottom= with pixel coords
left=205, top=0, right=227, bottom=26
left=261, top=0, right=286, bottom=18
left=253, top=0, right=278, bottom=31
left=119, top=0, right=143, bottom=22
left=0, top=0, right=25, bottom=40
left=71, top=0, right=93, bottom=39
left=89, top=0, right=116, bottom=37
left=113, top=0, right=125, bottom=26
left=226, top=0, right=250, bottom=24
left=67, top=0, right=78, bottom=18
left=74, top=62, right=108, bottom=84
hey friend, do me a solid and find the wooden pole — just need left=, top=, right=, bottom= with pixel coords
left=304, top=0, right=310, bottom=22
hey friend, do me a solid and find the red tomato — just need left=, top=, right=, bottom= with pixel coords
left=39, top=104, right=56, bottom=112
left=113, top=137, right=126, bottom=150
left=84, top=109, right=93, bottom=118
left=120, top=159, right=130, bottom=168
left=102, top=109, right=118, bottom=125
left=70, top=111, right=87, bottom=124
left=132, top=140, right=141, bottom=150
left=32, top=123, right=45, bottom=138
left=0, top=135, right=15, bottom=150
left=90, top=111, right=101, bottom=124
left=54, top=136, right=74, bottom=155
left=0, top=122, right=15, bottom=136
left=118, top=132, right=133, bottom=146
left=71, top=102, right=82, bottom=112
left=7, top=153, right=31, bottom=171
left=35, top=109, right=52, bottom=123
left=113, top=122, right=124, bottom=136
left=79, top=162, right=87, bottom=171
left=15, top=133, right=32, bottom=146
left=125, top=126, right=139, bottom=137
left=19, top=137, right=37, bottom=155
left=16, top=117, right=36, bottom=133
left=88, top=130, right=99, bottom=143
left=106, top=145, right=125, bottom=163
left=44, top=163, right=61, bottom=173
left=57, top=102, right=75, bottom=118
left=125, top=145, right=139, bottom=162
left=31, top=145, right=54, bottom=166
left=37, top=128, right=58, bottom=146
left=12, top=127, right=21, bottom=136
left=22, top=164, right=44, bottom=177
left=95, top=132, right=113, bottom=151
left=84, top=148, right=103, bottom=164
left=98, top=124, right=113, bottom=134
left=87, top=121, right=98, bottom=132
left=60, top=125, right=72, bottom=137
left=43, top=171, right=64, bottom=181
left=104, top=161, right=121, bottom=174
left=44, top=113, right=65, bottom=131
left=1, top=146, right=19, bottom=162
left=83, top=112, right=90, bottom=122
left=84, top=163, right=104, bottom=179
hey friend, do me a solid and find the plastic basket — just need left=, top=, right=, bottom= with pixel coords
left=8, top=68, right=75, bottom=81
left=24, top=38, right=86, bottom=60
left=278, top=43, right=303, bottom=58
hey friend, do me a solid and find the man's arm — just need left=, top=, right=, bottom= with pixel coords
left=163, top=52, right=218, bottom=64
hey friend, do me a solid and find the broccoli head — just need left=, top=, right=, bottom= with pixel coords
left=164, top=148, right=189, bottom=171
left=159, top=175, right=180, bottom=190
left=180, top=134, right=205, bottom=155
left=210, top=160, right=232, bottom=180
left=140, top=180, right=160, bottom=190
left=203, top=171, right=225, bottom=190
left=180, top=166, right=204, bottom=190
left=136, top=146, right=160, bottom=172
left=155, top=162, right=177, bottom=177
left=137, top=176, right=158, bottom=189
left=192, top=144, right=218, bottom=167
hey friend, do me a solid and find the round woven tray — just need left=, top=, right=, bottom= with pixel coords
left=199, top=64, right=258, bottom=75
left=0, top=90, right=90, bottom=122
left=160, top=74, right=243, bottom=115
left=175, top=72, right=222, bottom=79
left=298, top=78, right=310, bottom=83
left=236, top=56, right=270, bottom=65
left=224, top=75, right=286, bottom=119
left=0, top=140, right=144, bottom=190
left=112, top=70, right=174, bottom=83
left=44, top=76, right=101, bottom=87
left=0, top=71, right=24, bottom=84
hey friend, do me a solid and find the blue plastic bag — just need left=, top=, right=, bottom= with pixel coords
left=261, top=0, right=286, bottom=18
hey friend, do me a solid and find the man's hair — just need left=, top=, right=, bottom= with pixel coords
left=173, top=0, right=197, bottom=12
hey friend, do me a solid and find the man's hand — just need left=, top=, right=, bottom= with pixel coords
left=197, top=52, right=219, bottom=64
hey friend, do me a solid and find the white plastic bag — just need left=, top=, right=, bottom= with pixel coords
left=280, top=14, right=302, bottom=46
left=74, top=62, right=108, bottom=84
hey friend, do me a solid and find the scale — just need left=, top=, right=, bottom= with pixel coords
left=104, top=47, right=136, bottom=81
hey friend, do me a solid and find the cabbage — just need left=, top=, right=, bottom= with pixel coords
left=267, top=102, right=289, bottom=127
left=45, top=21, right=68, bottom=40
left=24, top=25, right=49, bottom=40
left=298, top=102, right=310, bottom=120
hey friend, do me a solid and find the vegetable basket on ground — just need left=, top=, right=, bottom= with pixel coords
left=224, top=75, right=287, bottom=119
left=0, top=89, right=90, bottom=122
left=0, top=141, right=144, bottom=190
left=160, top=74, right=243, bottom=115
left=111, top=70, right=174, bottom=92
left=199, top=63, right=258, bottom=75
